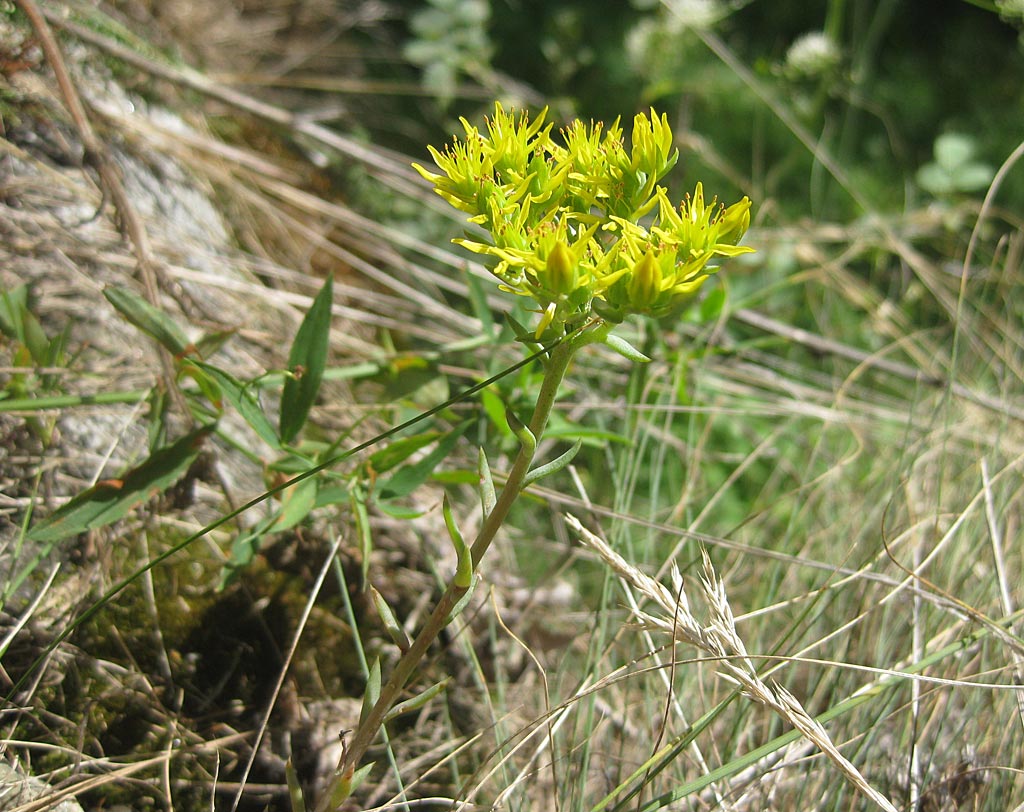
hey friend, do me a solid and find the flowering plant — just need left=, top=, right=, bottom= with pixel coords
left=317, top=106, right=754, bottom=809
left=415, top=103, right=753, bottom=337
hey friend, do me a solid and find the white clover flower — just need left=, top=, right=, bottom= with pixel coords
left=663, top=0, right=724, bottom=30
left=785, top=31, right=841, bottom=78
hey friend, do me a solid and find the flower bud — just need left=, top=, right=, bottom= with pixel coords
left=627, top=250, right=663, bottom=309
left=718, top=196, right=752, bottom=245
left=544, top=241, right=578, bottom=295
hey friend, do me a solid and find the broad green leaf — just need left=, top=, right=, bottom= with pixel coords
left=104, top=285, right=191, bottom=356
left=179, top=362, right=222, bottom=410
left=0, top=285, right=53, bottom=368
left=280, top=277, right=333, bottom=444
left=430, top=469, right=479, bottom=485
left=314, top=484, right=350, bottom=509
left=218, top=477, right=316, bottom=588
left=27, top=425, right=213, bottom=543
left=375, top=422, right=468, bottom=500
left=187, top=360, right=279, bottom=450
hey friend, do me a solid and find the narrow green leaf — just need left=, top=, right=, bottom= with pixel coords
left=374, top=499, right=427, bottom=520
left=27, top=425, right=213, bottom=544
left=179, top=362, right=222, bottom=409
left=479, top=387, right=511, bottom=437
left=359, top=658, right=382, bottom=727
left=273, top=476, right=319, bottom=531
left=329, top=762, right=373, bottom=809
left=370, top=586, right=411, bottom=652
left=0, top=285, right=27, bottom=340
left=21, top=307, right=50, bottom=368
left=103, top=285, right=191, bottom=356
left=279, top=277, right=334, bottom=444
left=368, top=431, right=441, bottom=474
left=193, top=328, right=237, bottom=360
left=285, top=759, right=306, bottom=812
left=186, top=361, right=279, bottom=450
left=220, top=516, right=274, bottom=589
left=375, top=422, right=468, bottom=500
left=443, top=494, right=472, bottom=588
left=350, top=486, right=373, bottom=585
left=523, top=438, right=583, bottom=488
left=505, top=408, right=536, bottom=455
left=503, top=311, right=539, bottom=348
left=478, top=448, right=496, bottom=518
left=603, top=333, right=651, bottom=363
left=383, top=677, right=451, bottom=723
left=444, top=573, right=479, bottom=624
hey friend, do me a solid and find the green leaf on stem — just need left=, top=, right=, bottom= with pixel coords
left=350, top=485, right=373, bottom=585
left=383, top=677, right=451, bottom=723
left=285, top=759, right=306, bottom=812
left=368, top=431, right=442, bottom=474
left=27, top=424, right=213, bottom=544
left=444, top=573, right=479, bottom=625
left=360, top=658, right=382, bottom=727
left=443, top=494, right=473, bottom=588
left=603, top=333, right=651, bottom=363
left=186, top=360, right=279, bottom=449
left=280, top=277, right=334, bottom=445
left=478, top=448, right=496, bottom=518
left=370, top=586, right=411, bottom=652
left=375, top=422, right=468, bottom=500
left=104, top=285, right=191, bottom=357
left=505, top=407, right=536, bottom=455
left=523, top=438, right=583, bottom=487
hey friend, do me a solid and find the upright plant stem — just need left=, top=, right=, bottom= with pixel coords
left=318, top=337, right=579, bottom=809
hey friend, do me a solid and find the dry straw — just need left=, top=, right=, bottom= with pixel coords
left=565, top=513, right=900, bottom=812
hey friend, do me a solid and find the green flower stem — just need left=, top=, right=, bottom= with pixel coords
left=322, top=336, right=580, bottom=806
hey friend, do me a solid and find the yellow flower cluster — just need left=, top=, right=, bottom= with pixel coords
left=414, top=103, right=753, bottom=338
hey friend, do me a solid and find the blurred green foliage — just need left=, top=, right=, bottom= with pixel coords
left=397, top=0, right=1023, bottom=216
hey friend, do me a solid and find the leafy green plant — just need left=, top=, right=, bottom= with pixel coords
left=916, top=132, right=995, bottom=196
left=403, top=0, right=493, bottom=106
left=0, top=283, right=71, bottom=443
left=312, top=102, right=754, bottom=810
